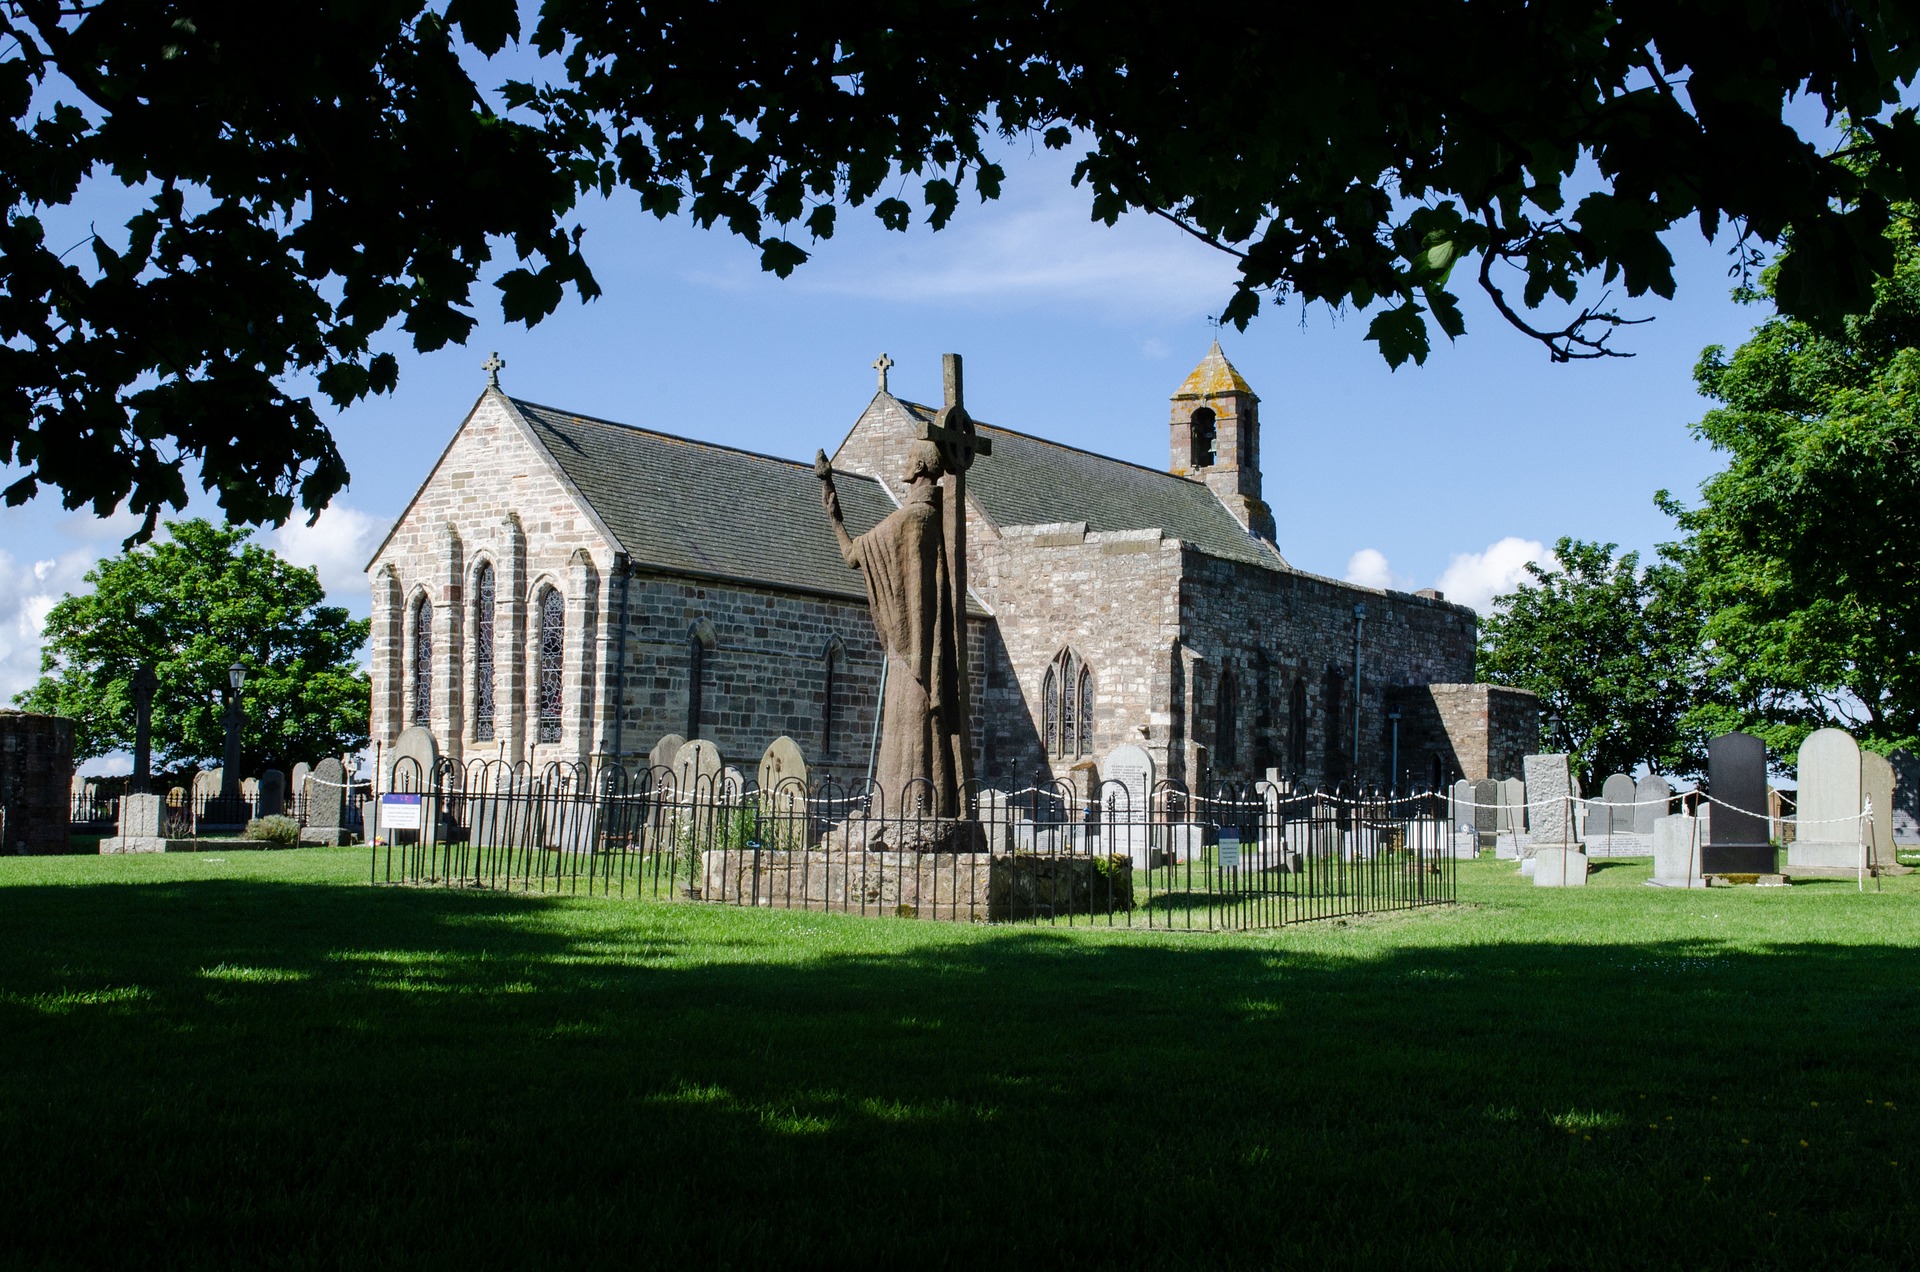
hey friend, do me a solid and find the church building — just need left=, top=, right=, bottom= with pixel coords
left=365, top=345, right=1535, bottom=793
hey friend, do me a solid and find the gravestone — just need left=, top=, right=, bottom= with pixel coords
left=1497, top=778, right=1525, bottom=834
left=1472, top=778, right=1499, bottom=845
left=192, top=768, right=222, bottom=802
left=99, top=793, right=166, bottom=854
left=1634, top=775, right=1673, bottom=835
left=302, top=757, right=350, bottom=845
left=1601, top=773, right=1636, bottom=832
left=721, top=766, right=748, bottom=800
left=259, top=769, right=285, bottom=817
left=1450, top=779, right=1474, bottom=831
left=1891, top=751, right=1920, bottom=846
left=1648, top=813, right=1706, bottom=887
left=649, top=733, right=687, bottom=779
left=291, top=761, right=312, bottom=816
left=974, top=789, right=1014, bottom=854
left=1787, top=727, right=1862, bottom=871
left=240, top=776, right=261, bottom=801
left=1705, top=732, right=1773, bottom=875
left=1861, top=750, right=1901, bottom=871
left=1101, top=743, right=1155, bottom=867
left=675, top=740, right=724, bottom=797
left=1522, top=753, right=1587, bottom=886
left=757, top=735, right=808, bottom=796
left=386, top=725, right=439, bottom=793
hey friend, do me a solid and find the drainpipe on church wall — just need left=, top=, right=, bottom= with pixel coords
left=1351, top=603, right=1366, bottom=786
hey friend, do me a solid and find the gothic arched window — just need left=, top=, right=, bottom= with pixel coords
left=472, top=562, right=496, bottom=743
left=1042, top=648, right=1094, bottom=758
left=821, top=642, right=839, bottom=757
left=411, top=595, right=433, bottom=727
left=1288, top=676, right=1308, bottom=777
left=1217, top=666, right=1240, bottom=771
left=1190, top=407, right=1218, bottom=468
left=537, top=588, right=564, bottom=744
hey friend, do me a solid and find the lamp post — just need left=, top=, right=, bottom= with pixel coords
left=219, top=662, right=246, bottom=805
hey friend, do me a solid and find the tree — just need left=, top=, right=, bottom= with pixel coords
left=6, top=1, right=1920, bottom=538
left=14, top=518, right=370, bottom=773
left=1478, top=538, right=1704, bottom=785
left=1664, top=208, right=1920, bottom=759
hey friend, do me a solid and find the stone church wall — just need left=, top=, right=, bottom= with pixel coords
left=368, top=392, right=616, bottom=770
left=1177, top=554, right=1479, bottom=790
left=1386, top=683, right=1540, bottom=787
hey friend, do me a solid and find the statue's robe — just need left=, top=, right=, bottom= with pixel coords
left=844, top=488, right=963, bottom=817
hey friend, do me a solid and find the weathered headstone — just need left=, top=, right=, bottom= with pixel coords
left=1634, top=775, right=1673, bottom=835
left=1101, top=743, right=1155, bottom=867
left=1861, top=750, right=1901, bottom=871
left=1522, top=753, right=1587, bottom=886
left=99, top=792, right=166, bottom=854
left=1497, top=778, right=1526, bottom=833
left=1891, top=751, right=1920, bottom=846
left=192, top=768, right=222, bottom=802
left=1472, top=778, right=1499, bottom=844
left=386, top=725, right=439, bottom=793
left=649, top=733, right=687, bottom=778
left=1648, top=813, right=1707, bottom=888
left=1450, top=779, right=1474, bottom=831
left=259, top=769, right=285, bottom=817
left=675, top=739, right=724, bottom=796
left=1787, top=727, right=1862, bottom=871
left=303, top=757, right=350, bottom=845
left=1601, top=773, right=1636, bottom=832
left=721, top=765, right=747, bottom=799
left=1705, top=732, right=1773, bottom=875
left=240, top=776, right=261, bottom=801
left=974, top=789, right=1014, bottom=853
left=757, top=735, right=809, bottom=796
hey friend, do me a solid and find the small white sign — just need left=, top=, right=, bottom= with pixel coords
left=381, top=792, right=423, bottom=831
left=1217, top=830, right=1241, bottom=870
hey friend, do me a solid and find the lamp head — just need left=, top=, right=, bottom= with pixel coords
left=229, top=662, right=246, bottom=692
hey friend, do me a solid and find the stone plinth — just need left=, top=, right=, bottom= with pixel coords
left=1533, top=847, right=1589, bottom=887
left=1648, top=815, right=1706, bottom=888
left=0, top=711, right=74, bottom=854
left=701, top=848, right=1132, bottom=921
left=100, top=793, right=167, bottom=854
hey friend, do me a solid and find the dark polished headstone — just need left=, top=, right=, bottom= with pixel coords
left=1706, top=732, right=1774, bottom=874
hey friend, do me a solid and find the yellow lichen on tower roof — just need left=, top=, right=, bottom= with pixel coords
left=1174, top=340, right=1255, bottom=398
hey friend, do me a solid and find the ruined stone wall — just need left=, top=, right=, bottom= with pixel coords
left=1385, top=683, right=1540, bottom=787
left=1177, top=556, right=1480, bottom=790
left=0, top=711, right=73, bottom=854
left=367, top=391, right=615, bottom=770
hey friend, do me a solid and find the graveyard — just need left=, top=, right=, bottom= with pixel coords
left=1, top=843, right=1914, bottom=1265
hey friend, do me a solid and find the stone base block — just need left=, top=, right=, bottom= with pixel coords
left=300, top=828, right=353, bottom=846
left=701, top=848, right=1132, bottom=922
left=821, top=817, right=987, bottom=855
left=1708, top=873, right=1791, bottom=887
left=99, top=836, right=167, bottom=854
left=1787, top=840, right=1864, bottom=871
left=1533, top=847, right=1589, bottom=887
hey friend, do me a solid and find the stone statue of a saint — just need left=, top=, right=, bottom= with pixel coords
left=817, top=442, right=968, bottom=824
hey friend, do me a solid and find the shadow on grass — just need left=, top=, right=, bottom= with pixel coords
left=0, top=878, right=1915, bottom=1267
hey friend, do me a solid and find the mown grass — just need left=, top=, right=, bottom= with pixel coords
left=1, top=848, right=1915, bottom=1268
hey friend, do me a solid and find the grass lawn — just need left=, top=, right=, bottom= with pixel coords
left=1, top=849, right=1915, bottom=1268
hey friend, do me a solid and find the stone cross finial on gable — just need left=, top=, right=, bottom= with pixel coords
left=483, top=351, right=505, bottom=389
left=873, top=352, right=894, bottom=393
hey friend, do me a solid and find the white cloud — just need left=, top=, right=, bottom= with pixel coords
left=0, top=547, right=105, bottom=705
left=1434, top=536, right=1550, bottom=614
left=272, top=504, right=391, bottom=607
left=1344, top=547, right=1409, bottom=591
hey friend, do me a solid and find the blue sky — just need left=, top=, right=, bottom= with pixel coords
left=1, top=139, right=1773, bottom=720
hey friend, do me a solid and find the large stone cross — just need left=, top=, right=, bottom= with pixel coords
left=483, top=351, right=505, bottom=389
left=872, top=352, right=894, bottom=392
left=915, top=353, right=987, bottom=796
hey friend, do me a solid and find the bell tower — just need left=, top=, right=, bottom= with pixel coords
left=1170, top=341, right=1274, bottom=541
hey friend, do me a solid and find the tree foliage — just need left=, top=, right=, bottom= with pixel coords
left=1667, top=209, right=1920, bottom=758
left=6, top=1, right=1920, bottom=537
left=13, top=518, right=369, bottom=773
left=1477, top=538, right=1703, bottom=785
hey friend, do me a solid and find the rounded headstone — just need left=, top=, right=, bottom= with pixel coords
left=309, top=757, right=348, bottom=829
left=648, top=733, right=687, bottom=775
left=1796, top=727, right=1861, bottom=846
left=1634, top=775, right=1673, bottom=835
left=675, top=740, right=723, bottom=796
left=1600, top=773, right=1636, bottom=835
left=1861, top=750, right=1896, bottom=867
left=1498, top=777, right=1526, bottom=833
left=1101, top=744, right=1156, bottom=816
left=1706, top=732, right=1771, bottom=870
left=192, top=768, right=222, bottom=799
left=259, top=769, right=286, bottom=817
left=757, top=735, right=808, bottom=795
left=386, top=725, right=439, bottom=792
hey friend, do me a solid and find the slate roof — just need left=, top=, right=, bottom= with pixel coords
left=511, top=399, right=899, bottom=602
left=894, top=400, right=1283, bottom=569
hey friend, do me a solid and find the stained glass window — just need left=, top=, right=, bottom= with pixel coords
left=1077, top=663, right=1094, bottom=756
left=537, top=588, right=564, bottom=744
left=1043, top=648, right=1093, bottom=758
left=1042, top=664, right=1059, bottom=755
left=473, top=562, right=496, bottom=742
left=412, top=596, right=433, bottom=726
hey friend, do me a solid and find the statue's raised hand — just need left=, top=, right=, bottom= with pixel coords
left=814, top=449, right=833, bottom=480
